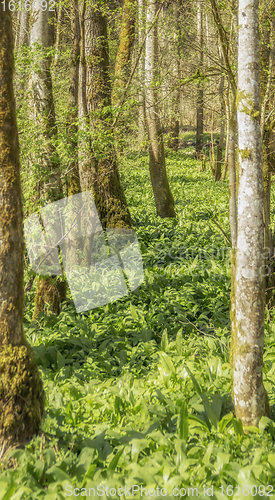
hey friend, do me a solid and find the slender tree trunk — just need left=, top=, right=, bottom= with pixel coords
left=145, top=0, right=175, bottom=218
left=29, top=8, right=65, bottom=318
left=221, top=109, right=229, bottom=181
left=78, top=0, right=91, bottom=192
left=226, top=90, right=237, bottom=249
left=0, top=8, right=44, bottom=458
left=83, top=3, right=132, bottom=229
left=66, top=0, right=81, bottom=197
left=15, top=11, right=30, bottom=98
left=195, top=0, right=203, bottom=159
left=138, top=0, right=146, bottom=145
left=168, top=3, right=180, bottom=151
left=17, top=10, right=30, bottom=49
left=215, top=74, right=225, bottom=181
left=232, top=0, right=270, bottom=426
left=54, top=4, right=63, bottom=67
left=113, top=0, right=136, bottom=106
left=260, top=13, right=275, bottom=306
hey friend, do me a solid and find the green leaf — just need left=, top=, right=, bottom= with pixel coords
left=233, top=417, right=244, bottom=436
left=161, top=329, right=169, bottom=351
left=201, top=394, right=219, bottom=429
left=178, top=401, right=188, bottom=440
left=108, top=447, right=124, bottom=470
left=183, top=364, right=202, bottom=394
left=219, top=412, right=233, bottom=433
left=159, top=352, right=175, bottom=374
left=176, top=329, right=183, bottom=355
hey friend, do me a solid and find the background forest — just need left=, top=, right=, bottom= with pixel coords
left=1, top=0, right=275, bottom=498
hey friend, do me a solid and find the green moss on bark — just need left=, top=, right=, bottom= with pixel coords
left=33, top=276, right=62, bottom=319
left=0, top=343, right=45, bottom=453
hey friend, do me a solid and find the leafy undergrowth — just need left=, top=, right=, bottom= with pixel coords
left=2, top=147, right=275, bottom=499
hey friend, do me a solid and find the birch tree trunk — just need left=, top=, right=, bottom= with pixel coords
left=0, top=8, right=44, bottom=458
left=145, top=0, right=175, bottom=218
left=29, top=8, right=65, bottom=318
left=232, top=0, right=270, bottom=426
left=195, top=0, right=203, bottom=159
left=84, top=3, right=132, bottom=229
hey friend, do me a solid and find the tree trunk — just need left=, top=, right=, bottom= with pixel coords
left=17, top=10, right=30, bottom=49
left=260, top=13, right=275, bottom=307
left=15, top=11, right=30, bottom=98
left=232, top=0, right=270, bottom=427
left=84, top=3, right=132, bottom=229
left=54, top=4, right=63, bottom=67
left=195, top=0, right=203, bottom=159
left=215, top=74, right=225, bottom=181
left=227, top=90, right=237, bottom=249
left=29, top=8, right=65, bottom=318
left=112, top=0, right=136, bottom=106
left=145, top=0, right=175, bottom=218
left=137, top=0, right=146, bottom=145
left=78, top=0, right=90, bottom=192
left=0, top=8, right=44, bottom=458
left=66, top=0, right=81, bottom=197
left=167, top=3, right=180, bottom=151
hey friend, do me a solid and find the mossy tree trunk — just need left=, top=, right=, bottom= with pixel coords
left=145, top=0, right=176, bottom=218
left=29, top=8, right=65, bottom=318
left=232, top=0, right=270, bottom=426
left=112, top=0, right=136, bottom=107
left=83, top=3, right=132, bottom=229
left=0, top=9, right=44, bottom=458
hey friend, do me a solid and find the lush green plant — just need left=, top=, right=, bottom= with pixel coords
left=2, top=144, right=275, bottom=499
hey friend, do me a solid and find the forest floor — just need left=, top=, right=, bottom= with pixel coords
left=2, top=137, right=275, bottom=498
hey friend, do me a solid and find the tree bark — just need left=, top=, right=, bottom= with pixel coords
left=83, top=3, right=132, bottom=229
left=168, top=3, right=180, bottom=151
left=232, top=0, right=270, bottom=427
left=195, top=0, right=203, bottom=159
left=260, top=11, right=275, bottom=307
left=113, top=0, right=136, bottom=106
left=145, top=0, right=175, bottom=218
left=66, top=0, right=81, bottom=197
left=29, top=8, right=65, bottom=318
left=17, top=10, right=30, bottom=49
left=137, top=0, right=146, bottom=145
left=215, top=74, right=225, bottom=181
left=0, top=8, right=44, bottom=458
left=54, top=4, right=63, bottom=67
